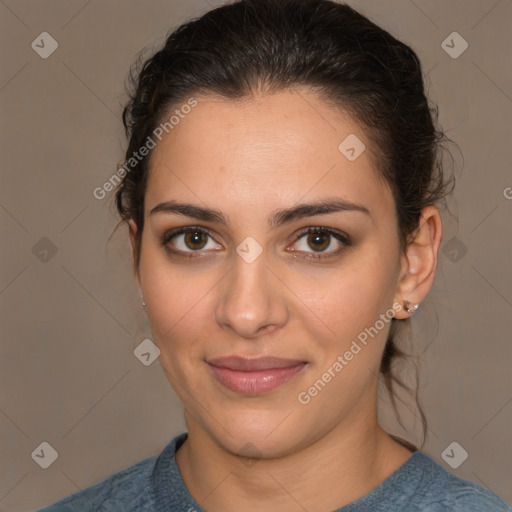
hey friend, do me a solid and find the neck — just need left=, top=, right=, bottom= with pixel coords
left=175, top=409, right=413, bottom=511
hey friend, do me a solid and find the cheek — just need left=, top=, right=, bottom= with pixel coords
left=139, top=235, right=215, bottom=330
left=139, top=255, right=223, bottom=385
left=296, top=253, right=397, bottom=342
left=292, top=271, right=396, bottom=414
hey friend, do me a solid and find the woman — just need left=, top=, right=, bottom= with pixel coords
left=39, top=0, right=510, bottom=510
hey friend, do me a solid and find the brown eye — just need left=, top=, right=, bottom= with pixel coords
left=306, top=232, right=330, bottom=252
left=162, top=227, right=222, bottom=255
left=288, top=227, right=351, bottom=260
left=183, top=230, right=208, bottom=250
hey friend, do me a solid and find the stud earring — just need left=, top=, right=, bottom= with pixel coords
left=404, top=300, right=419, bottom=314
left=141, top=296, right=146, bottom=308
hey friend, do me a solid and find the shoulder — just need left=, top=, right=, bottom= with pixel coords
left=35, top=435, right=182, bottom=512
left=406, top=451, right=511, bottom=511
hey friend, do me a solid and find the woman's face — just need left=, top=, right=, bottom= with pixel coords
left=132, top=89, right=406, bottom=458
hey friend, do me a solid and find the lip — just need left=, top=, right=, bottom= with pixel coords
left=207, top=356, right=307, bottom=395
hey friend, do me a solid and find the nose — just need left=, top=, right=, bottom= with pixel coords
left=215, top=253, right=289, bottom=339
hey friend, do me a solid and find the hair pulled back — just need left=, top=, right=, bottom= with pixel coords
left=115, top=0, right=455, bottom=447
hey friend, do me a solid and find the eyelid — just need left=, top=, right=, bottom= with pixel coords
left=161, top=225, right=214, bottom=243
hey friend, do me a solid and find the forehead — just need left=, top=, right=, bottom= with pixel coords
left=145, top=89, right=393, bottom=221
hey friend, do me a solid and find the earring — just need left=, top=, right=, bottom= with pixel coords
left=141, top=296, right=146, bottom=308
left=404, top=300, right=419, bottom=314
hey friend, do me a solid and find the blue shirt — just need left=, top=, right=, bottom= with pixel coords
left=37, top=432, right=511, bottom=511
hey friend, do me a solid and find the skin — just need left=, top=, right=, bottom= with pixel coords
left=128, top=88, right=442, bottom=511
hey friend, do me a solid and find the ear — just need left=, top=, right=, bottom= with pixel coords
left=128, top=219, right=141, bottom=291
left=393, top=206, right=443, bottom=319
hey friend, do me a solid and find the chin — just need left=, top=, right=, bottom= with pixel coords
left=222, top=430, right=301, bottom=460
left=201, top=408, right=311, bottom=460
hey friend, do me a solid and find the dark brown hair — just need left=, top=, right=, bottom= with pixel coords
left=114, top=0, right=455, bottom=448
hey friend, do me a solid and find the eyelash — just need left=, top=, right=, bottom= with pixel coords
left=160, top=225, right=352, bottom=261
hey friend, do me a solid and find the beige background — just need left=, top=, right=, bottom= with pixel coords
left=1, top=0, right=511, bottom=510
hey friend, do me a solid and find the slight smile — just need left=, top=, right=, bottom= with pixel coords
left=207, top=356, right=308, bottom=395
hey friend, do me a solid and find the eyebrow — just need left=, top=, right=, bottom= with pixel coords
left=149, top=198, right=371, bottom=229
